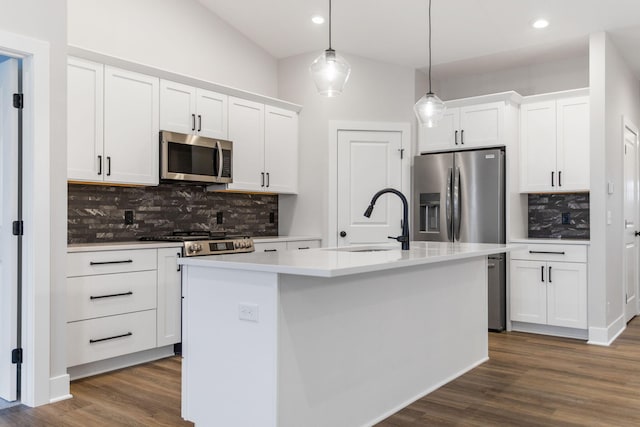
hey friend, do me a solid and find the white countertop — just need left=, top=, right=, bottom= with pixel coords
left=178, top=241, right=521, bottom=278
left=509, top=238, right=590, bottom=245
left=68, top=241, right=183, bottom=252
left=252, top=235, right=322, bottom=243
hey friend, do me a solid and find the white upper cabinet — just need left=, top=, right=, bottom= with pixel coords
left=68, top=58, right=159, bottom=186
left=519, top=90, right=589, bottom=193
left=227, top=97, right=298, bottom=194
left=418, top=93, right=519, bottom=153
left=264, top=106, right=298, bottom=194
left=160, top=80, right=228, bottom=140
left=67, top=57, right=104, bottom=182
left=104, top=66, right=159, bottom=186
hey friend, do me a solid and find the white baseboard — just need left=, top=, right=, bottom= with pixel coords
left=588, top=314, right=626, bottom=346
left=511, top=322, right=588, bottom=340
left=363, top=356, right=489, bottom=427
left=49, top=374, right=71, bottom=403
left=67, top=345, right=176, bottom=381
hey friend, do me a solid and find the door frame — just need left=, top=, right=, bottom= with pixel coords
left=622, top=115, right=640, bottom=318
left=0, top=29, right=57, bottom=407
left=328, top=121, right=411, bottom=247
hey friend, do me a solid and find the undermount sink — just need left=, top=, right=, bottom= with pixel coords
left=348, top=249, right=393, bottom=252
left=327, top=246, right=395, bottom=253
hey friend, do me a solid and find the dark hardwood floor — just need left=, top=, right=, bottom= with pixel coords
left=3, top=318, right=640, bottom=426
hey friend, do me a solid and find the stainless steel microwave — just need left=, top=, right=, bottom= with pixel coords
left=160, top=131, right=232, bottom=184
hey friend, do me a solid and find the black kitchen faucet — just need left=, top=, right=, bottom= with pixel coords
left=363, top=188, right=410, bottom=250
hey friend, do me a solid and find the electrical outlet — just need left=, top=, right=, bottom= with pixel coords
left=269, top=211, right=275, bottom=224
left=238, top=303, right=259, bottom=322
left=216, top=211, right=223, bottom=224
left=561, top=212, right=570, bottom=225
left=124, top=210, right=134, bottom=225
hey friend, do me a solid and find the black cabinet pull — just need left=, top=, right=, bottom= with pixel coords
left=97, top=155, right=102, bottom=175
left=176, top=252, right=181, bottom=272
left=261, top=172, right=265, bottom=187
left=89, top=332, right=132, bottom=344
left=529, top=251, right=565, bottom=255
left=454, top=130, right=458, bottom=145
left=266, top=172, right=270, bottom=187
left=548, top=266, right=553, bottom=283
left=541, top=265, right=544, bottom=282
left=298, top=247, right=310, bottom=250
left=558, top=171, right=562, bottom=187
left=90, top=291, right=133, bottom=300
left=264, top=249, right=277, bottom=252
left=89, top=259, right=133, bottom=266
left=198, top=115, right=202, bottom=132
left=106, top=156, right=111, bottom=176
left=551, top=171, right=554, bottom=187
left=191, top=113, right=196, bottom=131
left=460, top=129, right=464, bottom=144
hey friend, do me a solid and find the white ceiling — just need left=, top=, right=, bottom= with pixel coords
left=197, top=0, right=640, bottom=76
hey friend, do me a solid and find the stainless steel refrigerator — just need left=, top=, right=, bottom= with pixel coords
left=413, top=147, right=506, bottom=330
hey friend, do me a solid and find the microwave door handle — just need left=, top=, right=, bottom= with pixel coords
left=216, top=140, right=223, bottom=180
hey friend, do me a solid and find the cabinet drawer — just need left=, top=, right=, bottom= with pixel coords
left=253, top=242, right=287, bottom=253
left=286, top=240, right=320, bottom=251
left=510, top=244, right=587, bottom=263
left=67, top=310, right=157, bottom=367
left=68, top=249, right=157, bottom=277
left=67, top=270, right=157, bottom=322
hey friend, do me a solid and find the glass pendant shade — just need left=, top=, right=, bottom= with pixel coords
left=414, top=92, right=446, bottom=127
left=310, top=48, right=351, bottom=97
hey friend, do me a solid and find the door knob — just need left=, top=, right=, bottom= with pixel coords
left=635, top=231, right=640, bottom=237
left=340, top=231, right=347, bottom=237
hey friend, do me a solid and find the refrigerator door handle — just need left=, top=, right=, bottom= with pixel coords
left=453, top=166, right=462, bottom=241
left=446, top=167, right=453, bottom=241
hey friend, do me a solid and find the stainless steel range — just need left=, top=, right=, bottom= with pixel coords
left=140, top=231, right=254, bottom=257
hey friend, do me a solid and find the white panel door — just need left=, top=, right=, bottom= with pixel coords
left=419, top=108, right=459, bottom=153
left=227, top=97, right=264, bottom=192
left=67, top=57, right=104, bottom=182
left=159, top=80, right=196, bottom=135
left=520, top=101, right=557, bottom=192
left=157, top=248, right=182, bottom=347
left=546, top=262, right=587, bottom=329
left=0, top=57, right=19, bottom=401
left=195, top=88, right=227, bottom=139
left=623, top=123, right=639, bottom=322
left=337, top=130, right=403, bottom=246
left=556, top=96, right=590, bottom=192
left=509, top=260, right=547, bottom=325
left=459, top=101, right=503, bottom=148
left=104, top=66, right=159, bottom=185
left=264, top=105, right=297, bottom=194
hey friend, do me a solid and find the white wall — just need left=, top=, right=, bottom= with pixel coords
left=589, top=32, right=640, bottom=340
left=433, top=55, right=589, bottom=100
left=277, top=52, right=416, bottom=243
left=68, top=0, right=278, bottom=97
left=0, top=0, right=67, bottom=405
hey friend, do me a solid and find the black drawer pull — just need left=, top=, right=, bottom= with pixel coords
left=541, top=266, right=544, bottom=282
left=548, top=266, right=553, bottom=283
left=89, top=259, right=133, bottom=266
left=529, top=251, right=565, bottom=255
left=89, top=332, right=132, bottom=344
left=90, top=291, right=133, bottom=300
left=264, top=249, right=277, bottom=252
left=298, top=247, right=311, bottom=250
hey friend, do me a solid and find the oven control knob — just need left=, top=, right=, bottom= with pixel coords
left=236, top=240, right=243, bottom=249
left=188, top=243, right=201, bottom=254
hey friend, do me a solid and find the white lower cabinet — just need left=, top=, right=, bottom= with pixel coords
left=67, top=247, right=181, bottom=368
left=286, top=240, right=321, bottom=250
left=253, top=241, right=287, bottom=253
left=510, top=244, right=588, bottom=333
left=253, top=238, right=321, bottom=253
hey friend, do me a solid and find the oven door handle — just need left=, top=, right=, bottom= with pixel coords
left=216, top=140, right=223, bottom=180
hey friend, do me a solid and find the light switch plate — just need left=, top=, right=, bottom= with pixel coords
left=608, top=182, right=615, bottom=194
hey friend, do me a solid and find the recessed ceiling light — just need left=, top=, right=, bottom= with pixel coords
left=311, top=15, right=325, bottom=25
left=532, top=19, right=549, bottom=29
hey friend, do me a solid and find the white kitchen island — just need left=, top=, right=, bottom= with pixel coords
left=179, top=242, right=517, bottom=427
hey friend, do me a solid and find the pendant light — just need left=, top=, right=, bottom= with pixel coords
left=309, top=0, right=351, bottom=97
left=414, top=0, right=446, bottom=127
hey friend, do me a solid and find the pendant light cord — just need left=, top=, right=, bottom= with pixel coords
left=329, top=0, right=332, bottom=50
left=428, top=0, right=433, bottom=94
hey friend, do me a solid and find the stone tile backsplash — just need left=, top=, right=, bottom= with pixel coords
left=528, top=193, right=589, bottom=239
left=68, top=183, right=278, bottom=244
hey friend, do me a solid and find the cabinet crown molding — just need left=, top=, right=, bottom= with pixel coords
left=443, top=91, right=523, bottom=108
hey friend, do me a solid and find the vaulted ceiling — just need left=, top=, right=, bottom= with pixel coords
left=197, top=0, right=640, bottom=76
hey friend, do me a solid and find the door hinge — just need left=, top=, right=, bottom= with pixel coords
left=12, top=221, right=23, bottom=236
left=13, top=93, right=23, bottom=109
left=398, top=148, right=405, bottom=159
left=11, top=348, right=22, bottom=364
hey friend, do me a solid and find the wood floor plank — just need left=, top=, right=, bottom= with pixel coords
left=4, top=318, right=640, bottom=425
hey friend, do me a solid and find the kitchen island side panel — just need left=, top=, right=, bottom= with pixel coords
left=277, top=257, right=488, bottom=427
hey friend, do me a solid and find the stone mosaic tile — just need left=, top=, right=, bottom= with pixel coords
left=528, top=193, right=589, bottom=239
